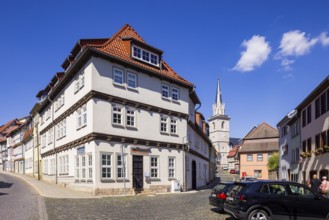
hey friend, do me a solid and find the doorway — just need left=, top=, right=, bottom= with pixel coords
left=192, top=160, right=196, bottom=190
left=133, top=156, right=143, bottom=190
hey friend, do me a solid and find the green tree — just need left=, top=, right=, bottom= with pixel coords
left=267, top=153, right=279, bottom=179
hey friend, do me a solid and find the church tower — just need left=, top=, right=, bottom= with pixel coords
left=208, top=78, right=230, bottom=169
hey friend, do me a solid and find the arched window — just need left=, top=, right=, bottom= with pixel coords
left=221, top=121, right=225, bottom=129
left=212, top=122, right=215, bottom=130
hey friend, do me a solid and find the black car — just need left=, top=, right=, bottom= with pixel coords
left=224, top=180, right=329, bottom=220
left=209, top=182, right=234, bottom=212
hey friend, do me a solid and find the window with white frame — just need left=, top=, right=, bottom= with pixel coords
left=112, top=106, right=123, bottom=125
left=75, top=152, right=93, bottom=182
left=162, top=84, right=169, bottom=98
left=77, top=105, right=87, bottom=129
left=74, top=72, right=85, bottom=93
left=127, top=72, right=137, bottom=89
left=117, top=154, right=127, bottom=179
left=247, top=154, right=253, bottom=161
left=133, top=46, right=141, bottom=58
left=170, top=117, right=177, bottom=134
left=132, top=45, right=159, bottom=67
left=50, top=158, right=55, bottom=175
left=126, top=108, right=135, bottom=127
left=257, top=153, right=263, bottom=161
left=88, top=154, right=92, bottom=179
left=43, top=159, right=48, bottom=174
left=113, top=68, right=124, bottom=85
left=160, top=115, right=168, bottom=133
left=48, top=129, right=53, bottom=145
left=254, top=170, right=262, bottom=178
left=150, top=156, right=159, bottom=178
left=82, top=105, right=87, bottom=126
left=168, top=157, right=175, bottom=179
left=101, top=153, right=112, bottom=179
left=57, top=119, right=66, bottom=140
left=172, top=87, right=179, bottom=101
left=150, top=54, right=158, bottom=65
left=42, top=133, right=46, bottom=148
left=142, top=50, right=150, bottom=62
left=59, top=155, right=69, bottom=175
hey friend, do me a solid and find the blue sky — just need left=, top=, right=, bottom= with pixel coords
left=1, top=1, right=329, bottom=138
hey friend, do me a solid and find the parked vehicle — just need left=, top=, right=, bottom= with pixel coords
left=239, top=176, right=257, bottom=181
left=230, top=169, right=236, bottom=174
left=224, top=180, right=329, bottom=220
left=209, top=182, right=234, bottom=212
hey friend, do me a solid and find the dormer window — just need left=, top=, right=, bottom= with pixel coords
left=132, top=45, right=159, bottom=67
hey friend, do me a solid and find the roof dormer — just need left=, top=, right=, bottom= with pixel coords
left=121, top=37, right=163, bottom=68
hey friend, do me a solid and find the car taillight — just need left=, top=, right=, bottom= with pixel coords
left=217, top=193, right=227, bottom=199
left=238, top=194, right=247, bottom=202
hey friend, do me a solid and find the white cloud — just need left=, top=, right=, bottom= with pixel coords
left=277, top=30, right=318, bottom=57
left=319, top=32, right=329, bottom=46
left=280, top=58, right=295, bottom=71
left=233, top=35, right=271, bottom=72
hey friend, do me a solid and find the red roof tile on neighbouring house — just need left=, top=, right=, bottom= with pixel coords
left=0, top=119, right=16, bottom=134
left=227, top=145, right=239, bottom=158
left=22, top=128, right=33, bottom=142
left=4, top=125, right=19, bottom=136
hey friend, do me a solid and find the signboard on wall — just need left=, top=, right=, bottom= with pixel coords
left=131, top=146, right=150, bottom=156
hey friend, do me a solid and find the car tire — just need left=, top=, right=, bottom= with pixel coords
left=247, top=209, right=269, bottom=220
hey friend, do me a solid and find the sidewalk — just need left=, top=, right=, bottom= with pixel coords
left=0, top=171, right=98, bottom=199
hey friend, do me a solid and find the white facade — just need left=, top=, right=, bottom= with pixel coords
left=277, top=112, right=301, bottom=182
left=208, top=79, right=230, bottom=168
left=37, top=25, right=210, bottom=195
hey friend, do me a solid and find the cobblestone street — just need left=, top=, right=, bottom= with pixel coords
left=45, top=189, right=233, bottom=220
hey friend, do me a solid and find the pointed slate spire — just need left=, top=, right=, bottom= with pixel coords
left=215, top=77, right=223, bottom=106
left=212, top=77, right=225, bottom=116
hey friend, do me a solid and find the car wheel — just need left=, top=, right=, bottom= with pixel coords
left=247, top=209, right=269, bottom=220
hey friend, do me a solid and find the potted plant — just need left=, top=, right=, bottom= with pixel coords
left=306, top=152, right=311, bottom=157
left=300, top=152, right=307, bottom=158
left=317, top=147, right=324, bottom=154
left=324, top=145, right=329, bottom=152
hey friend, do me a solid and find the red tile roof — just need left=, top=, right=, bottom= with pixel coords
left=0, top=119, right=16, bottom=134
left=22, top=128, right=33, bottom=142
left=227, top=145, right=239, bottom=158
left=0, top=136, right=6, bottom=143
left=83, top=24, right=193, bottom=87
left=4, top=125, right=19, bottom=136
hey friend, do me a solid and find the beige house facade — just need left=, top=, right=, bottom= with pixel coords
left=239, top=123, right=279, bottom=179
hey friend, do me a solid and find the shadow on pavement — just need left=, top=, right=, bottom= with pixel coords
left=0, top=181, right=13, bottom=188
left=0, top=192, right=8, bottom=196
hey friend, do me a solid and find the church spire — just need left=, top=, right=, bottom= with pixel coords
left=213, top=77, right=225, bottom=116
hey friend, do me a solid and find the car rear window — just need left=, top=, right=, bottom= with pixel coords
left=213, top=183, right=232, bottom=192
left=228, top=183, right=248, bottom=196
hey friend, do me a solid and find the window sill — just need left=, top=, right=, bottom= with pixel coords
left=116, top=179, right=130, bottom=183
left=150, top=178, right=161, bottom=182
left=100, top=179, right=116, bottom=183
left=161, top=97, right=171, bottom=102
left=168, top=178, right=177, bottom=181
left=127, top=87, right=139, bottom=93
left=112, top=123, right=125, bottom=129
left=172, top=99, right=180, bottom=105
left=160, top=131, right=169, bottom=136
left=126, top=126, right=138, bottom=131
left=113, top=83, right=126, bottom=89
left=170, top=133, right=179, bottom=137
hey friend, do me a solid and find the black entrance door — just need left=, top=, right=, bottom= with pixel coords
left=133, top=155, right=143, bottom=189
left=192, top=160, right=196, bottom=190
